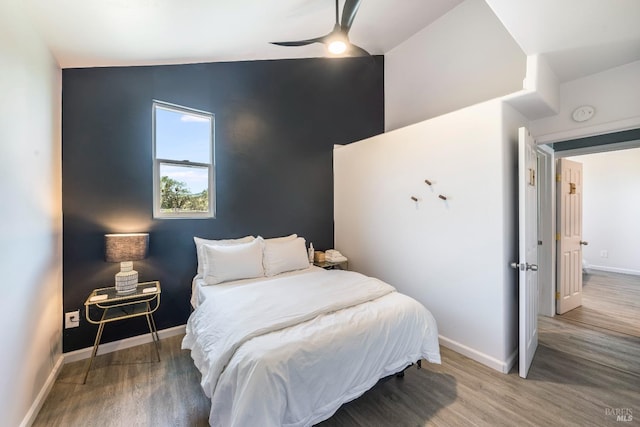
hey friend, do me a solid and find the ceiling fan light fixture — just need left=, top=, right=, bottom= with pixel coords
left=328, top=39, right=347, bottom=55
left=271, top=0, right=370, bottom=57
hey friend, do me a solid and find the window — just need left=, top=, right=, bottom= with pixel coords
left=153, top=101, right=215, bottom=218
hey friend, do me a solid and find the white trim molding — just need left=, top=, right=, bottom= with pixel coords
left=63, top=325, right=186, bottom=364
left=19, top=355, right=64, bottom=427
left=587, top=266, right=640, bottom=277
left=534, top=115, right=640, bottom=145
left=438, top=335, right=516, bottom=374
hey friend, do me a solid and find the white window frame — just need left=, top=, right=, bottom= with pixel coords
left=152, top=101, right=215, bottom=219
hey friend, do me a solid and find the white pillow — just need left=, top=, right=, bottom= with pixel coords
left=264, top=234, right=297, bottom=243
left=194, top=235, right=254, bottom=278
left=263, top=237, right=310, bottom=277
left=202, top=237, right=265, bottom=285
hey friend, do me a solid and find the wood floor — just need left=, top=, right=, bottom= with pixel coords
left=34, top=274, right=639, bottom=426
left=559, top=270, right=640, bottom=337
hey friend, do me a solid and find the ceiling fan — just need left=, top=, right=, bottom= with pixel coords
left=271, top=0, right=370, bottom=56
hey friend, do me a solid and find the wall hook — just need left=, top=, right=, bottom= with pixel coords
left=410, top=196, right=418, bottom=202
left=438, top=194, right=447, bottom=201
left=424, top=179, right=432, bottom=186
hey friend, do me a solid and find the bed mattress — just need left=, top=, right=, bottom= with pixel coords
left=183, top=267, right=440, bottom=426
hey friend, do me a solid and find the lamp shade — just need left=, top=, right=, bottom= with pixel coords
left=105, top=233, right=149, bottom=262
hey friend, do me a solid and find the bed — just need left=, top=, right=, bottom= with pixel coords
left=182, top=235, right=441, bottom=426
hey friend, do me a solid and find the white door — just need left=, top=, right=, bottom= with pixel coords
left=556, top=158, right=584, bottom=314
left=514, top=127, right=539, bottom=379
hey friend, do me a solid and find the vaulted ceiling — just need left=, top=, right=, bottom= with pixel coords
left=24, top=0, right=640, bottom=83
left=23, top=0, right=463, bottom=67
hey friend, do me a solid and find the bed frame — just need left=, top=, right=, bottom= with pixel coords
left=396, top=360, right=422, bottom=378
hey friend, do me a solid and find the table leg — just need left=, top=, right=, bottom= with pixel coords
left=145, top=303, right=160, bottom=362
left=148, top=307, right=160, bottom=343
left=82, top=320, right=106, bottom=384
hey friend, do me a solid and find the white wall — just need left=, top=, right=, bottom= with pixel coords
left=531, top=60, right=640, bottom=143
left=566, top=148, right=640, bottom=275
left=0, top=2, right=62, bottom=426
left=334, top=99, right=524, bottom=372
left=384, top=0, right=526, bottom=131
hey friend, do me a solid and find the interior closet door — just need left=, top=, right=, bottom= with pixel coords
left=556, top=158, right=584, bottom=314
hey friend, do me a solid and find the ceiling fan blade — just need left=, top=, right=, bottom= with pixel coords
left=270, top=36, right=325, bottom=47
left=340, top=0, right=362, bottom=33
left=347, top=43, right=370, bottom=57
left=271, top=1, right=368, bottom=54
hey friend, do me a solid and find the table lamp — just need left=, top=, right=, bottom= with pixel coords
left=105, top=233, right=149, bottom=294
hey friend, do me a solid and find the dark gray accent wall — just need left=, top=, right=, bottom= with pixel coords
left=62, top=57, right=384, bottom=352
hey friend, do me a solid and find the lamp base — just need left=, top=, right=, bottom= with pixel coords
left=115, top=268, right=138, bottom=294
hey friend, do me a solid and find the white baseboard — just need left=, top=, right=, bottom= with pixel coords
left=587, top=265, right=640, bottom=276
left=439, top=335, right=514, bottom=374
left=504, top=348, right=518, bottom=374
left=63, top=325, right=186, bottom=364
left=20, top=354, right=64, bottom=427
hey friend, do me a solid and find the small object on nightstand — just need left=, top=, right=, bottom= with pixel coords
left=325, top=249, right=347, bottom=263
left=314, top=251, right=325, bottom=262
left=104, top=233, right=149, bottom=294
left=314, top=250, right=348, bottom=270
left=308, top=243, right=314, bottom=263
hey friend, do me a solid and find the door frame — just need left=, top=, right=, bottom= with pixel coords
left=536, top=144, right=555, bottom=317
left=537, top=137, right=640, bottom=317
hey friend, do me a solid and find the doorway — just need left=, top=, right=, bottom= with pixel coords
left=538, top=131, right=640, bottom=331
left=555, top=147, right=640, bottom=336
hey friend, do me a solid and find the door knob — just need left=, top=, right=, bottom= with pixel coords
left=510, top=262, right=537, bottom=271
left=580, top=241, right=589, bottom=245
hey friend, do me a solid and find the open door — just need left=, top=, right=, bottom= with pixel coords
left=556, top=158, right=584, bottom=314
left=512, top=127, right=539, bottom=378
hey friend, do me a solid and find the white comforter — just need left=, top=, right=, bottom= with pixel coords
left=182, top=268, right=440, bottom=427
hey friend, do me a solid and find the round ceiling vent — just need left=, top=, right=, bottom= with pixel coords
left=572, top=105, right=595, bottom=122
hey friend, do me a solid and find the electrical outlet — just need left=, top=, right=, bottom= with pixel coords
left=65, top=310, right=80, bottom=329
left=600, top=250, right=608, bottom=258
